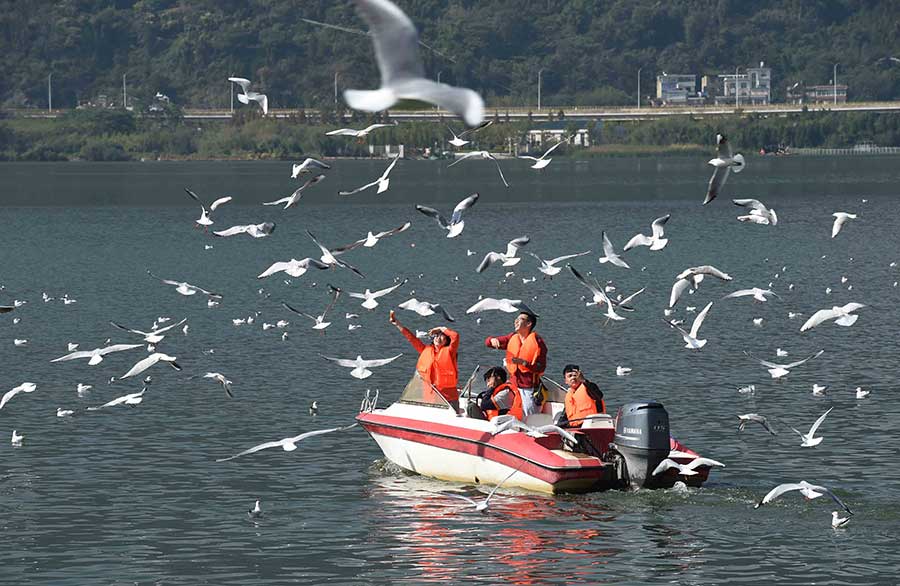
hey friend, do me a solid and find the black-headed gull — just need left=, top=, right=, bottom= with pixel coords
left=567, top=266, right=624, bottom=322
left=526, top=249, right=591, bottom=277
left=517, top=137, right=568, bottom=169
left=415, top=193, right=479, bottom=238
left=597, top=232, right=629, bottom=268
left=184, top=188, right=232, bottom=229
left=832, top=511, right=850, bottom=528
left=87, top=387, right=147, bottom=410
left=623, top=215, right=670, bottom=251
left=743, top=349, right=824, bottom=379
left=248, top=499, right=262, bottom=519
left=754, top=480, right=852, bottom=515
left=291, top=158, right=330, bottom=178
left=282, top=287, right=341, bottom=331
left=306, top=230, right=365, bottom=279
left=115, top=353, right=181, bottom=381
left=723, top=287, right=779, bottom=302
left=738, top=413, right=777, bottom=435
left=228, top=77, right=268, bottom=114
left=448, top=151, right=509, bottom=187
left=51, top=343, right=143, bottom=366
left=148, top=270, right=222, bottom=300
left=318, top=354, right=402, bottom=379
left=651, top=457, right=725, bottom=476
left=0, top=382, right=37, bottom=411
left=109, top=318, right=187, bottom=344
left=790, top=407, right=832, bottom=447
left=344, top=0, right=483, bottom=126
left=669, top=265, right=732, bottom=307
left=831, top=212, right=857, bottom=238
left=733, top=198, right=777, bottom=225
left=704, top=133, right=744, bottom=205
left=11, top=430, right=23, bottom=445
left=216, top=423, right=358, bottom=462
left=337, top=222, right=412, bottom=250
left=476, top=236, right=530, bottom=273
left=800, top=303, right=865, bottom=332
left=257, top=257, right=330, bottom=279
left=466, top=297, right=534, bottom=315
left=213, top=222, right=276, bottom=239
left=398, top=298, right=454, bottom=321
left=188, top=372, right=234, bottom=398
left=446, top=120, right=493, bottom=147
left=665, top=301, right=712, bottom=349
left=339, top=155, right=400, bottom=196
left=345, top=280, right=406, bottom=310
left=326, top=123, right=395, bottom=138
left=262, top=174, right=325, bottom=209
left=433, top=465, right=520, bottom=513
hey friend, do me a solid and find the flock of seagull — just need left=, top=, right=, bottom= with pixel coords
left=1, top=0, right=878, bottom=524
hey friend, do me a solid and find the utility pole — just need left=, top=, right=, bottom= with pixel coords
left=230, top=77, right=234, bottom=113
left=122, top=73, right=127, bottom=109
left=538, top=68, right=545, bottom=111
left=735, top=67, right=743, bottom=109
left=48, top=73, right=52, bottom=112
left=334, top=71, right=339, bottom=107
left=833, top=63, right=838, bottom=105
left=637, top=67, right=642, bottom=108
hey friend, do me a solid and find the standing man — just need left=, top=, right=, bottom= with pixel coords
left=390, top=310, right=460, bottom=411
left=560, top=364, right=605, bottom=428
left=485, top=311, right=547, bottom=417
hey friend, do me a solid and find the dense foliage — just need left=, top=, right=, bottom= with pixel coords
left=3, top=1, right=900, bottom=111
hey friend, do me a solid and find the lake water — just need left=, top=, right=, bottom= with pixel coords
left=2, top=156, right=899, bottom=585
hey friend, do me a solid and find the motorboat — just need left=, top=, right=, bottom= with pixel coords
left=356, top=374, right=718, bottom=495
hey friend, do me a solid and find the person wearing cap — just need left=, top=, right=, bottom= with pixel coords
left=390, top=310, right=460, bottom=410
left=560, top=364, right=605, bottom=428
left=467, top=366, right=523, bottom=421
left=485, top=310, right=547, bottom=417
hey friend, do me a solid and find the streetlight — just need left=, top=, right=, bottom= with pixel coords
left=637, top=67, right=642, bottom=109
left=537, top=68, right=545, bottom=111
left=122, top=73, right=127, bottom=110
left=833, top=63, right=838, bottom=105
left=334, top=71, right=339, bottom=107
left=47, top=73, right=52, bottom=113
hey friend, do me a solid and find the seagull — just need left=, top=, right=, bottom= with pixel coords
left=737, top=384, right=756, bottom=394
left=87, top=387, right=147, bottom=410
left=476, top=236, right=530, bottom=272
left=490, top=415, right=578, bottom=444
left=326, top=123, right=395, bottom=138
left=527, top=250, right=592, bottom=277
left=415, top=193, right=479, bottom=238
left=597, top=232, right=629, bottom=268
left=623, top=215, right=670, bottom=251
left=448, top=151, right=509, bottom=187
left=115, top=353, right=181, bottom=381
left=67, top=342, right=79, bottom=351
left=733, top=198, right=778, bottom=225
left=257, top=257, right=330, bottom=279
left=665, top=302, right=712, bottom=349
left=184, top=188, right=232, bottom=229
left=51, top=344, right=143, bottom=366
left=744, top=349, right=824, bottom=379
left=282, top=287, right=341, bottom=331
left=189, top=372, right=234, bottom=398
left=306, top=230, right=365, bottom=278
left=738, top=413, right=777, bottom=435
left=57, top=407, right=75, bottom=417
left=0, top=382, right=37, bottom=411
left=832, top=511, right=850, bottom=528
left=76, top=383, right=93, bottom=396
left=446, top=120, right=493, bottom=147
left=669, top=265, right=733, bottom=308
left=752, top=317, right=764, bottom=327
left=517, top=137, right=568, bottom=169
left=800, top=303, right=865, bottom=332
left=13, top=339, right=28, bottom=346
left=148, top=270, right=222, bottom=300
left=567, top=265, right=624, bottom=321
left=228, top=77, right=268, bottom=114
left=433, top=465, right=520, bottom=513
left=291, top=158, right=331, bottom=178
left=704, top=133, right=745, bottom=205
left=398, top=298, right=455, bottom=321
left=213, top=222, right=276, bottom=239
left=339, top=155, right=400, bottom=195
left=812, top=384, right=828, bottom=396
left=776, top=348, right=788, bottom=357
left=343, top=0, right=483, bottom=126
left=309, top=401, right=318, bottom=416
left=346, top=280, right=406, bottom=310
left=109, top=317, right=187, bottom=344
left=248, top=499, right=263, bottom=519
left=651, top=457, right=725, bottom=477
left=723, top=287, right=780, bottom=302
left=790, top=407, right=833, bottom=447
left=262, top=174, right=326, bottom=209
left=855, top=387, right=870, bottom=399
left=616, top=366, right=632, bottom=377
left=466, top=297, right=534, bottom=315
left=754, top=480, right=852, bottom=515
left=319, top=354, right=402, bottom=379
left=344, top=222, right=412, bottom=247
left=831, top=212, right=857, bottom=238
left=11, top=430, right=23, bottom=446
left=216, top=423, right=359, bottom=462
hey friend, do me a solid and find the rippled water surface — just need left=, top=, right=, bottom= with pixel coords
left=2, top=156, right=899, bottom=585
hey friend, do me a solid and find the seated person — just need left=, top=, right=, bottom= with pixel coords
left=559, top=364, right=605, bottom=428
left=467, top=366, right=523, bottom=421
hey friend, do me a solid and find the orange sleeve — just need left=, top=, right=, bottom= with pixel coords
left=444, top=327, right=460, bottom=353
left=398, top=326, right=427, bottom=353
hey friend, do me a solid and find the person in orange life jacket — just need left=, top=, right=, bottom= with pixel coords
left=485, top=311, right=547, bottom=417
left=390, top=310, right=460, bottom=411
left=559, top=364, right=605, bottom=428
left=468, top=366, right=524, bottom=421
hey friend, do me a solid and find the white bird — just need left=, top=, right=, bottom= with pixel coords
left=398, top=298, right=455, bottom=321
left=832, top=511, right=850, bottom=528
left=345, top=222, right=412, bottom=248
left=812, top=384, right=828, bottom=396
left=13, top=339, right=27, bottom=346
left=517, top=137, right=568, bottom=169
left=346, top=280, right=406, bottom=310
left=228, top=77, right=268, bottom=114
left=567, top=265, right=625, bottom=322
left=652, top=457, right=725, bottom=477
left=319, top=354, right=402, bottom=379
left=184, top=188, right=232, bottom=228
left=109, top=317, right=187, bottom=344
left=527, top=249, right=592, bottom=277
left=665, top=301, right=712, bottom=349
left=248, top=499, right=263, bottom=519
left=623, top=215, right=670, bottom=251
left=754, top=480, right=852, bottom=515
left=309, top=401, right=318, bottom=415
left=67, top=342, right=79, bottom=351
left=11, top=430, right=23, bottom=446
left=115, top=353, right=181, bottom=381
left=446, top=120, right=493, bottom=147
left=476, top=236, right=530, bottom=272
left=189, top=372, right=234, bottom=398
left=87, top=387, right=147, bottom=411
left=51, top=344, right=142, bottom=366
left=213, top=222, right=276, bottom=239
left=831, top=212, right=857, bottom=238
left=306, top=230, right=365, bottom=279
left=466, top=297, right=533, bottom=315
left=0, top=382, right=37, bottom=411
left=343, top=0, right=483, bottom=126
left=257, top=257, right=330, bottom=279
left=855, top=387, right=870, bottom=399
left=800, top=303, right=865, bottom=332
left=738, top=413, right=777, bottom=435
left=339, top=155, right=400, bottom=195
left=790, top=407, right=833, bottom=447
left=733, top=198, right=778, bottom=225
left=262, top=174, right=326, bottom=209
left=148, top=270, right=222, bottom=300
left=434, top=465, right=520, bottom=513
left=723, top=287, right=780, bottom=302
left=291, top=157, right=331, bottom=178
left=57, top=407, right=74, bottom=417
left=704, top=133, right=745, bottom=205
left=744, top=349, right=824, bottom=379
left=415, top=193, right=479, bottom=238
left=597, top=232, right=629, bottom=268
left=616, top=366, right=632, bottom=376
left=282, top=287, right=341, bottom=330
left=216, top=423, right=359, bottom=462
left=776, top=348, right=788, bottom=357
left=491, top=415, right=578, bottom=444
left=448, top=151, right=509, bottom=188
left=326, top=123, right=395, bottom=138
left=76, top=383, right=93, bottom=396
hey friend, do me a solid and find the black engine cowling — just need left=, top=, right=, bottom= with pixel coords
left=611, top=402, right=670, bottom=489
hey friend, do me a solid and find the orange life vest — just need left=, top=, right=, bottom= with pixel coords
left=415, top=341, right=459, bottom=401
left=565, top=383, right=605, bottom=427
left=505, top=332, right=543, bottom=381
left=484, top=382, right=524, bottom=421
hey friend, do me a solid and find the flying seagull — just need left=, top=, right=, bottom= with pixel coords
left=115, top=353, right=181, bottom=381
left=831, top=212, right=857, bottom=238
left=343, top=0, right=484, bottom=126
left=213, top=222, right=276, bottom=239
left=51, top=343, right=143, bottom=366
left=228, top=77, right=268, bottom=115
left=476, top=236, right=530, bottom=272
left=790, top=407, right=833, bottom=447
left=109, top=318, right=187, bottom=344
left=326, top=123, right=395, bottom=138
left=282, top=287, right=341, bottom=331
left=339, top=155, right=399, bottom=195
left=517, top=137, right=568, bottom=169
left=446, top=120, right=493, bottom=147
left=738, top=413, right=777, bottom=435
left=754, top=480, right=852, bottom=515
left=733, top=198, right=778, bottom=225
left=669, top=265, right=733, bottom=307
left=291, top=158, right=331, bottom=178
left=568, top=265, right=624, bottom=322
left=415, top=193, right=479, bottom=238
left=704, top=133, right=745, bottom=205
left=306, top=230, right=365, bottom=278
left=651, top=457, right=725, bottom=477
left=433, top=465, right=522, bottom=513
left=148, top=270, right=222, bottom=300
left=398, top=298, right=455, bottom=321
left=184, top=188, right=232, bottom=229
left=87, top=387, right=147, bottom=411
left=262, top=174, right=326, bottom=209
left=345, top=280, right=407, bottom=310
left=723, top=287, right=780, bottom=302
left=623, top=215, right=670, bottom=251
left=257, top=257, right=330, bottom=279
left=665, top=302, right=712, bottom=349
left=597, top=232, right=629, bottom=268
left=526, top=250, right=592, bottom=277
left=744, top=349, right=824, bottom=379
left=216, top=423, right=359, bottom=462
left=338, top=222, right=412, bottom=248
left=0, top=382, right=37, bottom=411
left=466, top=297, right=534, bottom=315
left=800, top=303, right=865, bottom=332
left=448, top=151, right=509, bottom=188
left=188, top=372, right=234, bottom=398
left=318, top=354, right=403, bottom=379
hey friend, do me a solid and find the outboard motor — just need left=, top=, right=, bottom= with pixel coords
left=611, top=402, right=670, bottom=489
